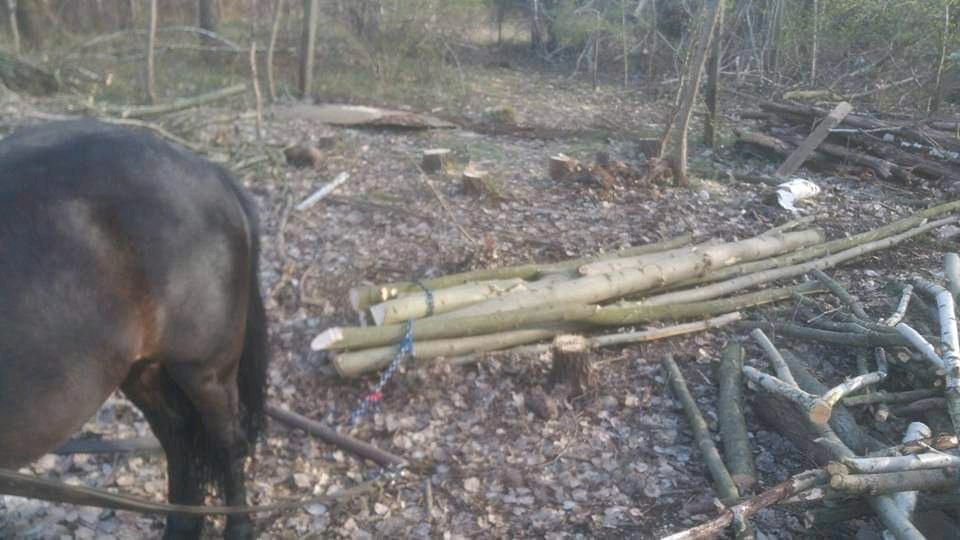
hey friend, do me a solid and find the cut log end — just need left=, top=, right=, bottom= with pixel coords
left=550, top=334, right=595, bottom=395
left=808, top=400, right=833, bottom=426
left=311, top=327, right=345, bottom=351
left=369, top=304, right=388, bottom=326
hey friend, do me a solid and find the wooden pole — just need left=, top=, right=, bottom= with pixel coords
left=775, top=101, right=852, bottom=177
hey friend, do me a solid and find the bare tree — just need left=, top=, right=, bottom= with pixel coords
left=930, top=1, right=951, bottom=114
left=5, top=0, right=20, bottom=55
left=704, top=0, right=725, bottom=148
left=145, top=0, right=158, bottom=104
left=657, top=0, right=724, bottom=186
left=267, top=0, right=285, bottom=101
left=809, top=0, right=818, bottom=81
left=299, top=0, right=320, bottom=98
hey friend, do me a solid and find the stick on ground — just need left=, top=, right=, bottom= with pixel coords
left=663, top=355, right=739, bottom=505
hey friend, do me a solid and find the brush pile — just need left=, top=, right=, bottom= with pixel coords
left=310, top=202, right=960, bottom=379
left=737, top=100, right=960, bottom=186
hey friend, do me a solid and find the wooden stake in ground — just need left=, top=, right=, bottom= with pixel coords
left=775, top=101, right=852, bottom=177
left=663, top=355, right=740, bottom=505
left=549, top=335, right=595, bottom=396
left=422, top=149, right=452, bottom=174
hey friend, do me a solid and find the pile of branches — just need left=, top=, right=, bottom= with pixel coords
left=311, top=201, right=960, bottom=380
left=662, top=257, right=960, bottom=538
left=736, top=99, right=960, bottom=185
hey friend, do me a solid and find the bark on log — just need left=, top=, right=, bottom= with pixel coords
left=675, top=199, right=960, bottom=289
left=776, top=101, right=852, bottom=177
left=661, top=469, right=828, bottom=540
left=333, top=328, right=565, bottom=377
left=830, top=469, right=958, bottom=496
left=448, top=312, right=742, bottom=366
left=349, top=233, right=694, bottom=312
left=431, top=230, right=823, bottom=321
left=844, top=389, right=942, bottom=407
left=760, top=99, right=960, bottom=156
left=717, top=342, right=756, bottom=491
left=370, top=278, right=527, bottom=325
left=781, top=351, right=885, bottom=454
left=644, top=216, right=958, bottom=308
left=663, top=354, right=740, bottom=505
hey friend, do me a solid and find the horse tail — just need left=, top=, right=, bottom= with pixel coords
left=233, top=177, right=270, bottom=449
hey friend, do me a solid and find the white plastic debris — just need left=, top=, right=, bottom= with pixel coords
left=776, top=178, right=821, bottom=212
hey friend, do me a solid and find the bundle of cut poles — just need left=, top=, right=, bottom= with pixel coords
left=311, top=201, right=960, bottom=378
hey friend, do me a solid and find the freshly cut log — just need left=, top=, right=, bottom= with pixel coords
left=369, top=278, right=527, bottom=325
left=431, top=230, right=823, bottom=321
left=348, top=233, right=694, bottom=312
left=333, top=327, right=564, bottom=377
left=577, top=241, right=718, bottom=275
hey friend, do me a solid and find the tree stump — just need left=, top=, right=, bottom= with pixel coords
left=284, top=145, right=323, bottom=169
left=636, top=138, right=661, bottom=159
left=549, top=334, right=595, bottom=395
left=549, top=154, right=577, bottom=181
left=422, top=148, right=452, bottom=174
left=462, top=168, right=506, bottom=200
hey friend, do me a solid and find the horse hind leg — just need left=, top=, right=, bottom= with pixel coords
left=120, top=361, right=207, bottom=540
left=165, top=358, right=255, bottom=540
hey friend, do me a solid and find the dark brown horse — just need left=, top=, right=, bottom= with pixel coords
left=0, top=120, right=269, bottom=539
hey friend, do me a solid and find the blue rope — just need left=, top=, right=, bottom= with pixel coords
left=346, top=280, right=435, bottom=426
left=347, top=320, right=415, bottom=426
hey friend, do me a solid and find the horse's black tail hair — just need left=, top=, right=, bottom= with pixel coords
left=233, top=176, right=269, bottom=450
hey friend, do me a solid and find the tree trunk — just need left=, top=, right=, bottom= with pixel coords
left=298, top=0, right=319, bottom=98
left=267, top=0, right=285, bottom=102
left=704, top=0, right=724, bottom=148
left=809, top=0, right=818, bottom=81
left=144, top=0, right=158, bottom=105
left=661, top=0, right=724, bottom=186
left=930, top=2, right=950, bottom=114
left=5, top=0, right=20, bottom=55
left=14, top=0, right=40, bottom=50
